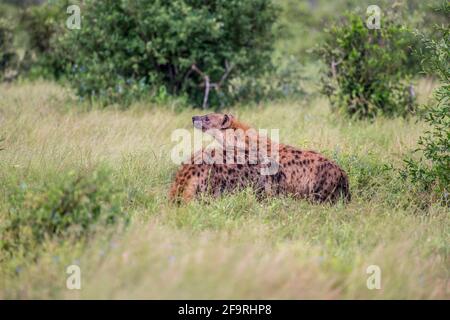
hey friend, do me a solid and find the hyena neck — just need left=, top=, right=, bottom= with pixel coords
left=226, top=120, right=276, bottom=154
left=229, top=119, right=251, bottom=131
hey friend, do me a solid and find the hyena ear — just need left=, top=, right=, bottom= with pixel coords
left=221, top=114, right=233, bottom=129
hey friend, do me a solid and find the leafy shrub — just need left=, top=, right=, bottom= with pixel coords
left=0, top=169, right=127, bottom=257
left=57, top=0, right=278, bottom=106
left=403, top=6, right=449, bottom=205
left=316, top=11, right=416, bottom=119
left=20, top=1, right=68, bottom=79
left=0, top=17, right=19, bottom=81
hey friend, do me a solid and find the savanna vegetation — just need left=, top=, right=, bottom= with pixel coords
left=0, top=0, right=448, bottom=299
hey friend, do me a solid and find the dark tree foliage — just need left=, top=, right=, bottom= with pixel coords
left=57, top=0, right=278, bottom=106
left=0, top=18, right=18, bottom=81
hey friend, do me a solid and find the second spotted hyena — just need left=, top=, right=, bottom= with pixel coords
left=169, top=113, right=350, bottom=204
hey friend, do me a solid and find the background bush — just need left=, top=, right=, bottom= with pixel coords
left=3, top=0, right=441, bottom=109
left=0, top=17, right=19, bottom=81
left=316, top=10, right=417, bottom=119
left=20, top=0, right=68, bottom=79
left=403, top=4, right=449, bottom=205
left=56, top=0, right=278, bottom=106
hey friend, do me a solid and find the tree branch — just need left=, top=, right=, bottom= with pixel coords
left=190, top=61, right=235, bottom=109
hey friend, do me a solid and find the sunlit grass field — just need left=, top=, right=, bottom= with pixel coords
left=0, top=81, right=448, bottom=299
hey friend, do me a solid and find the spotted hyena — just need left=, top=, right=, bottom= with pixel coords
left=169, top=113, right=350, bottom=204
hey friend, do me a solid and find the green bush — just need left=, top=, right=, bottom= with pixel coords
left=57, top=0, right=278, bottom=106
left=403, top=5, right=449, bottom=205
left=0, top=169, right=127, bottom=257
left=316, top=11, right=416, bottom=119
left=0, top=17, right=19, bottom=81
left=20, top=1, right=69, bottom=79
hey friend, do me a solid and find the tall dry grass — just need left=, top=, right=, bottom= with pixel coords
left=0, top=81, right=448, bottom=299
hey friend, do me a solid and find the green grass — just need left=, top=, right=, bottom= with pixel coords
left=0, top=81, right=448, bottom=299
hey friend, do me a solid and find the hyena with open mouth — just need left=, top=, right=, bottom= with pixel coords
left=169, top=113, right=350, bottom=204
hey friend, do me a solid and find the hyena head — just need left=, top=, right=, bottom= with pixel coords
left=192, top=113, right=240, bottom=155
left=192, top=113, right=234, bottom=132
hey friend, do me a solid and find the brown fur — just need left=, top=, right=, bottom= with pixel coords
left=169, top=114, right=350, bottom=204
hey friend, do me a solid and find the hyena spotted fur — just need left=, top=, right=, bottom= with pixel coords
left=169, top=113, right=350, bottom=204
